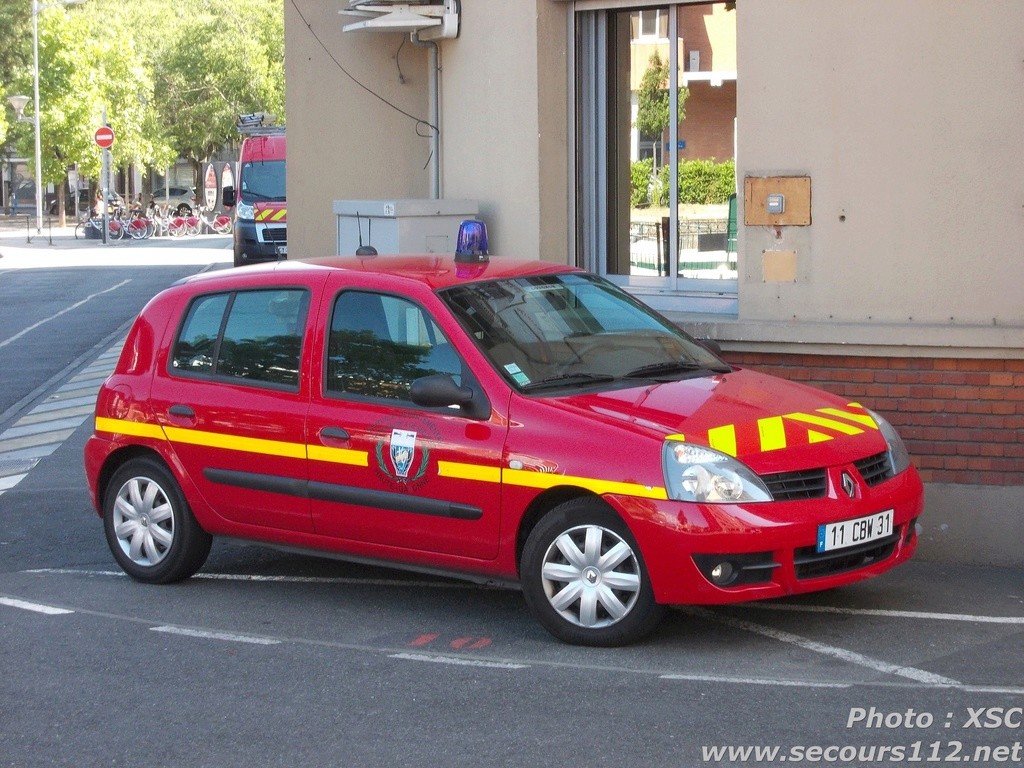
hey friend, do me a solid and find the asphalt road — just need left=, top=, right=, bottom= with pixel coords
left=1, top=236, right=1022, bottom=768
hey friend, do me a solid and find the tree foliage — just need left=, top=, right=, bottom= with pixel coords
left=635, top=51, right=687, bottom=138
left=1, top=0, right=284, bottom=213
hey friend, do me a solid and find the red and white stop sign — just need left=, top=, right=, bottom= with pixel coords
left=94, top=126, right=115, bottom=149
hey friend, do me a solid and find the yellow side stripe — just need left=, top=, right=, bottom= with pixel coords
left=308, top=445, right=369, bottom=467
left=438, top=460, right=501, bottom=484
left=95, top=417, right=165, bottom=440
left=503, top=468, right=667, bottom=500
left=163, top=426, right=306, bottom=460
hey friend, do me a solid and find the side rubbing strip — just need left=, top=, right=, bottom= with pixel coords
left=203, top=469, right=483, bottom=520
left=308, top=481, right=483, bottom=520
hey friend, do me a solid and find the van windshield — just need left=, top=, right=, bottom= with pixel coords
left=239, top=160, right=286, bottom=202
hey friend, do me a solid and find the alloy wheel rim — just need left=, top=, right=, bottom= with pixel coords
left=540, top=524, right=641, bottom=628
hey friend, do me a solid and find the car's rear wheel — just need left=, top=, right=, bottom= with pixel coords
left=520, top=498, right=664, bottom=646
left=103, top=458, right=211, bottom=584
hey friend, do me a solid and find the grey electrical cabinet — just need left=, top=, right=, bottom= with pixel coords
left=334, top=199, right=479, bottom=256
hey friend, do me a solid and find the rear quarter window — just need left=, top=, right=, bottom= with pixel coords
left=171, top=288, right=309, bottom=388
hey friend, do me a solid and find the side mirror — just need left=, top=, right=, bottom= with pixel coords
left=410, top=374, right=489, bottom=420
left=222, top=186, right=235, bottom=208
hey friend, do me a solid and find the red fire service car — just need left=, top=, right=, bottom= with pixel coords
left=84, top=255, right=923, bottom=646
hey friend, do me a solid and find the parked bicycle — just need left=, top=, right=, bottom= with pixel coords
left=74, top=212, right=124, bottom=241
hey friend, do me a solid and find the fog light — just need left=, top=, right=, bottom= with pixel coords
left=710, top=561, right=734, bottom=585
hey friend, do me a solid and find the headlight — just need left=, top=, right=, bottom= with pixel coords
left=869, top=410, right=912, bottom=476
left=235, top=200, right=255, bottom=221
left=662, top=441, right=772, bottom=503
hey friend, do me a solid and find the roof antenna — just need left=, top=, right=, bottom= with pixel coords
left=355, top=211, right=378, bottom=256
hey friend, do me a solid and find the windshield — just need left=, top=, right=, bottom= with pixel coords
left=440, top=273, right=729, bottom=392
left=239, top=159, right=286, bottom=203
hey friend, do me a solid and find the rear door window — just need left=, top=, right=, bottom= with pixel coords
left=172, top=288, right=309, bottom=388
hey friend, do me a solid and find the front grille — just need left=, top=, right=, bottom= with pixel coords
left=762, top=468, right=828, bottom=501
left=793, top=533, right=900, bottom=580
left=262, top=227, right=287, bottom=243
left=854, top=451, right=893, bottom=486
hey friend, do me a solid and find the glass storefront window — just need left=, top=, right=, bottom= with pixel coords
left=575, top=2, right=738, bottom=314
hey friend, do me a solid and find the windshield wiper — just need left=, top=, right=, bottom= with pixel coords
left=521, top=373, right=618, bottom=392
left=623, top=361, right=729, bottom=379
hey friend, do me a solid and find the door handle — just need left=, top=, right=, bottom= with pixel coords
left=168, top=404, right=195, bottom=418
left=320, top=426, right=350, bottom=441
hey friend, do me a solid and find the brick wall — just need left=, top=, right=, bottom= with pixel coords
left=722, top=352, right=1024, bottom=486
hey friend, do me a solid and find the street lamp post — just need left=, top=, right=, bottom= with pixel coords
left=30, top=0, right=86, bottom=233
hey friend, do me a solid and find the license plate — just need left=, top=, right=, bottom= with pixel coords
left=276, top=245, right=288, bottom=256
left=817, top=509, right=894, bottom=553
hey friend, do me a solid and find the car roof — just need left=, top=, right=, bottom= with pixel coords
left=179, top=256, right=581, bottom=292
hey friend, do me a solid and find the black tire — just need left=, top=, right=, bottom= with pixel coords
left=520, top=498, right=664, bottom=646
left=102, top=457, right=212, bottom=584
left=175, top=203, right=192, bottom=216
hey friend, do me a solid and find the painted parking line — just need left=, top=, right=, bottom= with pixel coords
left=741, top=601, right=1024, bottom=625
left=0, top=596, right=74, bottom=615
left=390, top=652, right=528, bottom=670
left=685, top=607, right=960, bottom=686
left=151, top=625, right=281, bottom=646
left=0, top=340, right=123, bottom=497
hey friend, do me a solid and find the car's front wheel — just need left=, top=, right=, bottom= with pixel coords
left=103, top=458, right=212, bottom=584
left=520, top=498, right=664, bottom=646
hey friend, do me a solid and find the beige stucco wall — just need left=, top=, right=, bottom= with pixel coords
left=284, top=2, right=431, bottom=260
left=285, top=1, right=567, bottom=262
left=730, top=0, right=1024, bottom=353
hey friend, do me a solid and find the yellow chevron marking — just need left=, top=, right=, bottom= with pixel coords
left=818, top=407, right=878, bottom=429
left=784, top=412, right=864, bottom=435
left=807, top=430, right=833, bottom=444
left=708, top=424, right=737, bottom=456
left=438, top=460, right=501, bottom=483
left=757, top=416, right=787, bottom=452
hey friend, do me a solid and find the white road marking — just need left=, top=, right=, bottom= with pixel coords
left=390, top=652, right=528, bottom=669
left=151, top=626, right=280, bottom=645
left=0, top=597, right=74, bottom=615
left=659, top=673, right=850, bottom=688
left=742, top=601, right=1024, bottom=625
left=687, top=607, right=960, bottom=686
left=0, top=279, right=131, bottom=348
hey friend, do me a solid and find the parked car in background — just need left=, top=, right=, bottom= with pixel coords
left=152, top=186, right=196, bottom=216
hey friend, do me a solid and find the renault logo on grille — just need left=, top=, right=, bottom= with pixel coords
left=841, top=471, right=857, bottom=499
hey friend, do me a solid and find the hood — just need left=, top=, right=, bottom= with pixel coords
left=549, top=368, right=888, bottom=474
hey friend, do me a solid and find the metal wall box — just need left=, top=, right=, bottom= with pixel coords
left=744, top=176, right=811, bottom=226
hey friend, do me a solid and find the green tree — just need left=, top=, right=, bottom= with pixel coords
left=148, top=0, right=285, bottom=184
left=635, top=51, right=687, bottom=139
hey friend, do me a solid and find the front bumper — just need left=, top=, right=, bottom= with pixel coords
left=610, top=466, right=924, bottom=605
